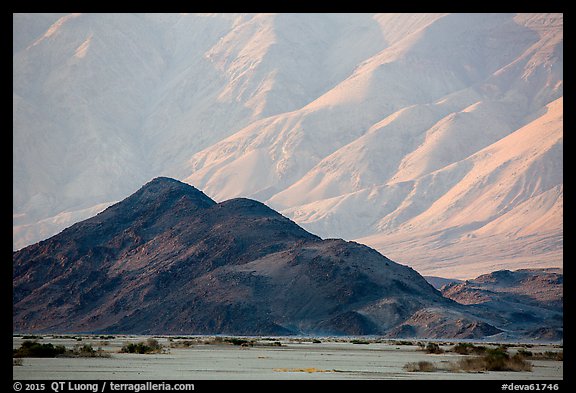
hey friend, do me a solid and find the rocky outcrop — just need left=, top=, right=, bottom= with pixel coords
left=440, top=269, right=563, bottom=341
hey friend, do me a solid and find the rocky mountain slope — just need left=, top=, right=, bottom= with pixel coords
left=12, top=178, right=445, bottom=335
left=440, top=268, right=563, bottom=340
left=13, top=178, right=561, bottom=340
left=14, top=13, right=562, bottom=279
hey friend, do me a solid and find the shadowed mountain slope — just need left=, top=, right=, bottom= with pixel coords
left=12, top=178, right=443, bottom=335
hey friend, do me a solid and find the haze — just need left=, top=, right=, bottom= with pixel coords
left=13, top=13, right=562, bottom=279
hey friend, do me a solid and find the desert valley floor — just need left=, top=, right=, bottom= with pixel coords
left=13, top=335, right=562, bottom=380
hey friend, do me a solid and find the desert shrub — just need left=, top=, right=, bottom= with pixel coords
left=484, top=347, right=513, bottom=370
left=13, top=340, right=112, bottom=359
left=531, top=351, right=563, bottom=361
left=453, top=342, right=487, bottom=355
left=121, top=338, right=163, bottom=354
left=204, top=336, right=224, bottom=345
left=457, top=356, right=486, bottom=372
left=146, top=338, right=162, bottom=350
left=507, top=354, right=533, bottom=371
left=72, top=343, right=101, bottom=356
left=351, top=339, right=370, bottom=344
left=225, top=338, right=253, bottom=346
left=517, top=348, right=533, bottom=357
left=404, top=361, right=436, bottom=372
left=22, top=335, right=43, bottom=340
left=170, top=340, right=195, bottom=348
left=13, top=341, right=66, bottom=358
left=121, top=343, right=147, bottom=354
left=453, top=343, right=473, bottom=354
left=75, top=343, right=95, bottom=355
left=425, top=342, right=444, bottom=354
left=63, top=343, right=110, bottom=358
left=548, top=351, right=562, bottom=361
left=456, top=347, right=532, bottom=372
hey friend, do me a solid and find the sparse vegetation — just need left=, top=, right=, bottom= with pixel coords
left=121, top=338, right=164, bottom=354
left=13, top=341, right=66, bottom=358
left=22, top=335, right=43, bottom=340
left=545, top=351, right=563, bottom=361
left=170, top=340, right=196, bottom=348
left=404, top=345, right=535, bottom=373
left=529, top=350, right=563, bottom=361
left=516, top=348, right=533, bottom=357
left=13, top=341, right=110, bottom=358
left=452, top=342, right=487, bottom=355
left=351, top=339, right=370, bottom=345
left=456, top=347, right=532, bottom=372
left=12, top=334, right=556, bottom=378
left=169, top=336, right=282, bottom=348
left=424, top=342, right=444, bottom=354
left=224, top=337, right=254, bottom=346
left=203, top=336, right=224, bottom=345
left=62, top=343, right=110, bottom=358
left=12, top=334, right=563, bottom=379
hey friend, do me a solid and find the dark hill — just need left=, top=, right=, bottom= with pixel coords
left=440, top=269, right=563, bottom=340
left=12, top=177, right=509, bottom=337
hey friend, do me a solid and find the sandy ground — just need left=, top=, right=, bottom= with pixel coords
left=12, top=336, right=563, bottom=380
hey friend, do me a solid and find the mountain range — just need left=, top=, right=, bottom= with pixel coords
left=13, top=13, right=562, bottom=279
left=13, top=177, right=562, bottom=339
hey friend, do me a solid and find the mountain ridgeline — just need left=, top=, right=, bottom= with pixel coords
left=13, top=178, right=561, bottom=340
